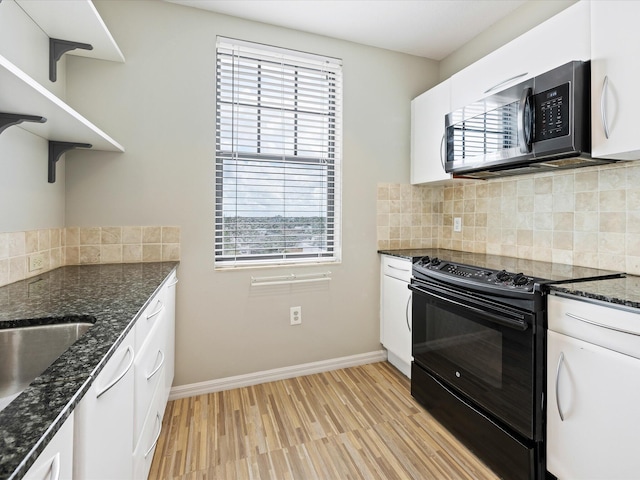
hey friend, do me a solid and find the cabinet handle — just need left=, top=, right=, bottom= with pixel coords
left=387, top=264, right=410, bottom=273
left=565, top=312, right=640, bottom=336
left=147, top=301, right=165, bottom=320
left=440, top=132, right=446, bottom=171
left=146, top=350, right=166, bottom=380
left=39, top=452, right=60, bottom=480
left=96, top=346, right=134, bottom=399
left=167, top=278, right=179, bottom=287
left=555, top=352, right=565, bottom=422
left=144, top=413, right=162, bottom=459
left=483, top=72, right=528, bottom=94
left=405, top=294, right=412, bottom=332
left=600, top=75, right=610, bottom=139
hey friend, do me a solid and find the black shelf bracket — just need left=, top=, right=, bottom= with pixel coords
left=49, top=38, right=93, bottom=82
left=0, top=113, right=46, bottom=135
left=48, top=141, right=92, bottom=183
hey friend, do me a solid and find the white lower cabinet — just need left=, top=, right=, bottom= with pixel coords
left=24, top=413, right=74, bottom=480
left=73, top=329, right=136, bottom=480
left=380, top=255, right=412, bottom=377
left=547, top=295, right=640, bottom=479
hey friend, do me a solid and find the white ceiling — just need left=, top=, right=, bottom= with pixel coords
left=167, top=0, right=528, bottom=60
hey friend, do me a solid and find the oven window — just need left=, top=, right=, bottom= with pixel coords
left=428, top=311, right=503, bottom=389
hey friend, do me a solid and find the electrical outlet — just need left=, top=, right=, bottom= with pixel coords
left=453, top=217, right=462, bottom=232
left=290, top=306, right=302, bottom=325
left=29, top=253, right=45, bottom=272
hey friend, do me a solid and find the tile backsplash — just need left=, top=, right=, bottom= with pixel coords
left=378, top=162, right=640, bottom=276
left=0, top=226, right=180, bottom=288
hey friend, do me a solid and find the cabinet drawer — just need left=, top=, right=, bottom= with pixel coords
left=134, top=319, right=167, bottom=445
left=24, top=413, right=74, bottom=480
left=382, top=256, right=412, bottom=282
left=135, top=286, right=166, bottom=352
left=133, top=379, right=166, bottom=480
left=548, top=294, right=640, bottom=359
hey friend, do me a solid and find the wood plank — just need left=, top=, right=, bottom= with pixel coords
left=149, top=362, right=499, bottom=479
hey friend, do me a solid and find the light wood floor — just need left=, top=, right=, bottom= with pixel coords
left=149, top=362, right=499, bottom=479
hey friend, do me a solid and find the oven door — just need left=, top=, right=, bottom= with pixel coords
left=410, top=279, right=535, bottom=439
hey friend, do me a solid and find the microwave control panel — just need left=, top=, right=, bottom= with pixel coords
left=534, top=82, right=570, bottom=141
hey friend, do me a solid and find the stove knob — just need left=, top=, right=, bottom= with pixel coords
left=513, top=273, right=530, bottom=286
left=419, top=256, right=430, bottom=265
left=496, top=270, right=512, bottom=282
left=430, top=257, right=441, bottom=266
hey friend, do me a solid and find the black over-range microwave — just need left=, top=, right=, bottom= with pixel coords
left=444, top=61, right=615, bottom=179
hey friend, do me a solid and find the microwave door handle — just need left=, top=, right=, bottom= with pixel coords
left=518, top=87, right=533, bottom=154
left=440, top=132, right=446, bottom=171
left=601, top=75, right=610, bottom=139
left=484, top=72, right=528, bottom=94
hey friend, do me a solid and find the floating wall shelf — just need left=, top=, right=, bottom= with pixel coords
left=0, top=53, right=124, bottom=152
left=15, top=0, right=125, bottom=63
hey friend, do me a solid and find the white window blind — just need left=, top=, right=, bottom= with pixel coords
left=215, top=37, right=342, bottom=267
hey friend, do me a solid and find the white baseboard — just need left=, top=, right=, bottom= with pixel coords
left=169, top=349, right=388, bottom=401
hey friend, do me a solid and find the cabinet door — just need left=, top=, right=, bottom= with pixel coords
left=591, top=1, right=640, bottom=160
left=450, top=1, right=589, bottom=110
left=73, top=330, right=135, bottom=480
left=547, top=330, right=640, bottom=479
left=24, top=413, right=74, bottom=480
left=411, top=80, right=450, bottom=184
left=380, top=257, right=412, bottom=376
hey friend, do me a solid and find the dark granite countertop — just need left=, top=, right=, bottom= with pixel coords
left=549, top=275, right=640, bottom=310
left=0, top=262, right=178, bottom=480
left=378, top=248, right=623, bottom=284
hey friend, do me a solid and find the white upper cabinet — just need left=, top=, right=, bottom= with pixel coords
left=411, top=80, right=451, bottom=185
left=590, top=1, right=640, bottom=160
left=450, top=1, right=590, bottom=111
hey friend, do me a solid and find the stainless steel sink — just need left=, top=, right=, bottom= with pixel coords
left=0, top=319, right=94, bottom=404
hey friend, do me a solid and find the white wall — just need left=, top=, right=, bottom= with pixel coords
left=0, top=0, right=66, bottom=232
left=64, top=0, right=437, bottom=385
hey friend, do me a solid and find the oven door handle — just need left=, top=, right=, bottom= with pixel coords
left=409, top=284, right=528, bottom=331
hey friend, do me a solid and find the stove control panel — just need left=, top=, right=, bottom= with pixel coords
left=414, top=256, right=536, bottom=291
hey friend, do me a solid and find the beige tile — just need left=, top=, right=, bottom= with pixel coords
left=598, top=253, right=625, bottom=272
left=626, top=256, right=640, bottom=276
left=8, top=232, right=25, bottom=257
left=0, top=233, right=8, bottom=260
left=377, top=214, right=389, bottom=227
left=575, top=252, right=600, bottom=269
left=600, top=190, right=626, bottom=212
left=628, top=211, right=640, bottom=234
left=553, top=231, right=573, bottom=250
left=553, top=213, right=574, bottom=231
left=9, top=256, right=26, bottom=283
left=599, top=165, right=627, bottom=190
left=122, top=226, right=143, bottom=244
left=575, top=170, right=599, bottom=192
left=0, top=259, right=8, bottom=287
left=517, top=229, right=533, bottom=247
left=575, top=191, right=598, bottom=212
left=599, top=212, right=626, bottom=233
left=389, top=239, right=400, bottom=249
left=575, top=232, right=598, bottom=252
left=377, top=226, right=390, bottom=241
left=389, top=214, right=401, bottom=228
left=575, top=212, right=598, bottom=232
left=38, top=229, right=50, bottom=251
left=50, top=229, right=61, bottom=248
left=443, top=187, right=454, bottom=202
left=79, top=246, right=100, bottom=264
left=411, top=201, right=422, bottom=214
left=400, top=226, right=411, bottom=240
left=377, top=184, right=389, bottom=200
left=389, top=185, right=400, bottom=201
left=517, top=195, right=534, bottom=213
left=463, top=213, right=474, bottom=228
left=377, top=239, right=390, bottom=250
left=599, top=232, right=625, bottom=255
left=65, top=247, right=79, bottom=265
left=501, top=180, right=517, bottom=197
left=101, top=245, right=123, bottom=264
left=411, top=226, right=422, bottom=240
left=80, top=227, right=101, bottom=245
left=143, top=226, right=162, bottom=244
left=534, top=176, right=553, bottom=195
left=377, top=200, right=390, bottom=215
left=553, top=174, right=574, bottom=195
left=552, top=249, right=573, bottom=265
left=552, top=194, right=574, bottom=212
left=389, top=200, right=401, bottom=214
left=517, top=178, right=534, bottom=196
left=51, top=248, right=62, bottom=269
left=123, top=244, right=143, bottom=263
left=65, top=227, right=79, bottom=246
left=628, top=188, right=640, bottom=210
left=534, top=194, right=553, bottom=213
left=101, top=227, right=122, bottom=245
left=142, top=244, right=162, bottom=262
left=626, top=233, right=640, bottom=257
left=25, top=230, right=38, bottom=254
left=399, top=239, right=411, bottom=249
left=534, top=230, right=553, bottom=249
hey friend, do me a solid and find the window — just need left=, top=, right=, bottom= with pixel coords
left=215, top=37, right=342, bottom=267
